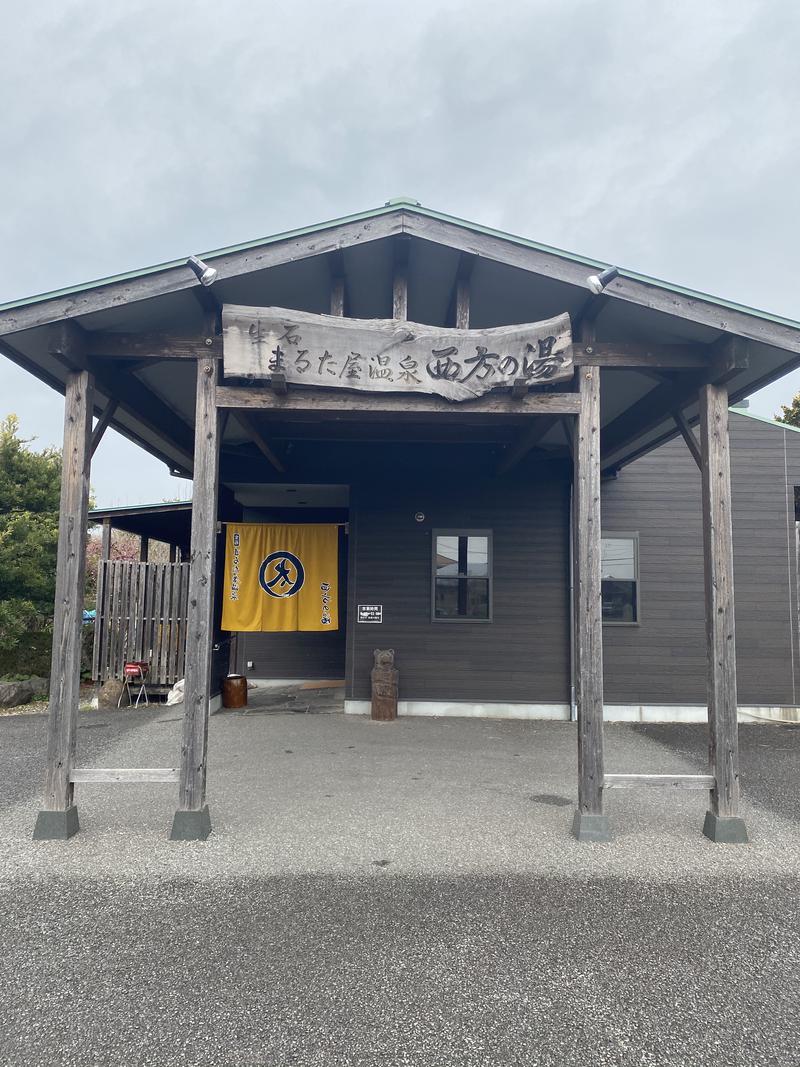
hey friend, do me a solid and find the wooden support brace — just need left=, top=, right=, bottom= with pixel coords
left=90, top=400, right=118, bottom=457
left=673, top=408, right=702, bottom=470
left=33, top=369, right=95, bottom=840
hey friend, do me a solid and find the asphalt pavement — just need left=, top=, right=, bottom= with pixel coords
left=1, top=706, right=798, bottom=1066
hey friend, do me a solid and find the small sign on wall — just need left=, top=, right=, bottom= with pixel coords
left=358, top=604, right=383, bottom=624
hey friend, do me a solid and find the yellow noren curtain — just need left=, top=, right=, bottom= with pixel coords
left=221, top=523, right=339, bottom=632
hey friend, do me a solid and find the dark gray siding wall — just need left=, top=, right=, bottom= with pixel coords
left=346, top=466, right=571, bottom=703
left=601, top=412, right=800, bottom=705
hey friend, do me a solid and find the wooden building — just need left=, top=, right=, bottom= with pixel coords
left=86, top=405, right=800, bottom=721
left=3, top=198, right=800, bottom=845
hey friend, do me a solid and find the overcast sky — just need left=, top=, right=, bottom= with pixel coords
left=2, top=0, right=799, bottom=505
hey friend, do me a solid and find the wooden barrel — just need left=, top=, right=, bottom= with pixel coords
left=222, top=674, right=248, bottom=709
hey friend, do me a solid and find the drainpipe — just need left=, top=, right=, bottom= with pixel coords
left=569, top=482, right=577, bottom=723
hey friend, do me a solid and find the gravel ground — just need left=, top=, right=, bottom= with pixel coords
left=1, top=707, right=798, bottom=1066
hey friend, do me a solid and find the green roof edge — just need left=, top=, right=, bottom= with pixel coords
left=88, top=500, right=193, bottom=516
left=730, top=407, right=800, bottom=434
left=2, top=200, right=800, bottom=334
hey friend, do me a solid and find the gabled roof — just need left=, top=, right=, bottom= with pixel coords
left=4, top=196, right=800, bottom=337
left=3, top=197, right=800, bottom=479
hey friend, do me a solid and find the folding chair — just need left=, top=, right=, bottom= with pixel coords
left=119, top=661, right=150, bottom=708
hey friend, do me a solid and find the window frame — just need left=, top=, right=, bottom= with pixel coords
left=431, top=528, right=493, bottom=623
left=601, top=530, right=641, bottom=627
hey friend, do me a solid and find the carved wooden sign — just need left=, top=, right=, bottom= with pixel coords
left=222, top=305, right=572, bottom=402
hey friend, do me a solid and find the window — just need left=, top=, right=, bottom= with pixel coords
left=432, top=531, right=492, bottom=621
left=601, top=535, right=639, bottom=623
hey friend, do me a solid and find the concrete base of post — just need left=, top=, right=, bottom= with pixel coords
left=571, top=810, right=612, bottom=843
left=33, top=806, right=80, bottom=840
left=702, top=810, right=748, bottom=844
left=170, top=805, right=212, bottom=841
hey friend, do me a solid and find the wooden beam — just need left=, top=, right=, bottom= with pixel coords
left=235, top=411, right=286, bottom=473
left=0, top=212, right=403, bottom=337
left=698, top=381, right=747, bottom=842
left=572, top=365, right=609, bottom=842
left=604, top=773, right=715, bottom=790
left=215, top=385, right=581, bottom=418
left=573, top=343, right=708, bottom=369
left=392, top=237, right=410, bottom=320
left=88, top=332, right=704, bottom=372
left=70, top=767, right=180, bottom=784
left=87, top=331, right=221, bottom=360
left=171, top=357, right=220, bottom=840
left=496, top=416, right=559, bottom=475
left=673, top=408, right=702, bottom=470
left=33, top=369, right=94, bottom=838
left=89, top=400, right=118, bottom=457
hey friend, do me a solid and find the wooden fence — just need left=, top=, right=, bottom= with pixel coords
left=92, top=561, right=190, bottom=685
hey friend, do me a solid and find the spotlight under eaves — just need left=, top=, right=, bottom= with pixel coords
left=586, top=265, right=620, bottom=295
left=186, top=255, right=218, bottom=287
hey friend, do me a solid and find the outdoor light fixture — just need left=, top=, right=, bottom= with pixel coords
left=586, top=265, right=619, bottom=295
left=186, top=254, right=218, bottom=286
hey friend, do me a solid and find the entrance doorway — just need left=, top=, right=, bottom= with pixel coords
left=225, top=483, right=349, bottom=685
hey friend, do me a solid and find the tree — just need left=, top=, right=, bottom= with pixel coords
left=775, top=395, right=800, bottom=428
left=0, top=415, right=62, bottom=654
left=85, top=528, right=142, bottom=602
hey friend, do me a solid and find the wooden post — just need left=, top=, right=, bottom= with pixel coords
left=170, top=357, right=220, bottom=841
left=140, top=536, right=149, bottom=563
left=33, top=370, right=94, bottom=840
left=698, top=382, right=748, bottom=842
left=101, top=518, right=112, bottom=561
left=330, top=276, right=345, bottom=317
left=455, top=278, right=470, bottom=330
left=571, top=365, right=611, bottom=842
left=392, top=238, right=409, bottom=321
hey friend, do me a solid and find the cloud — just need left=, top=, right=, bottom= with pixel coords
left=1, top=0, right=799, bottom=500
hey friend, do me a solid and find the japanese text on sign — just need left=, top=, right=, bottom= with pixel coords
left=222, top=306, right=573, bottom=402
